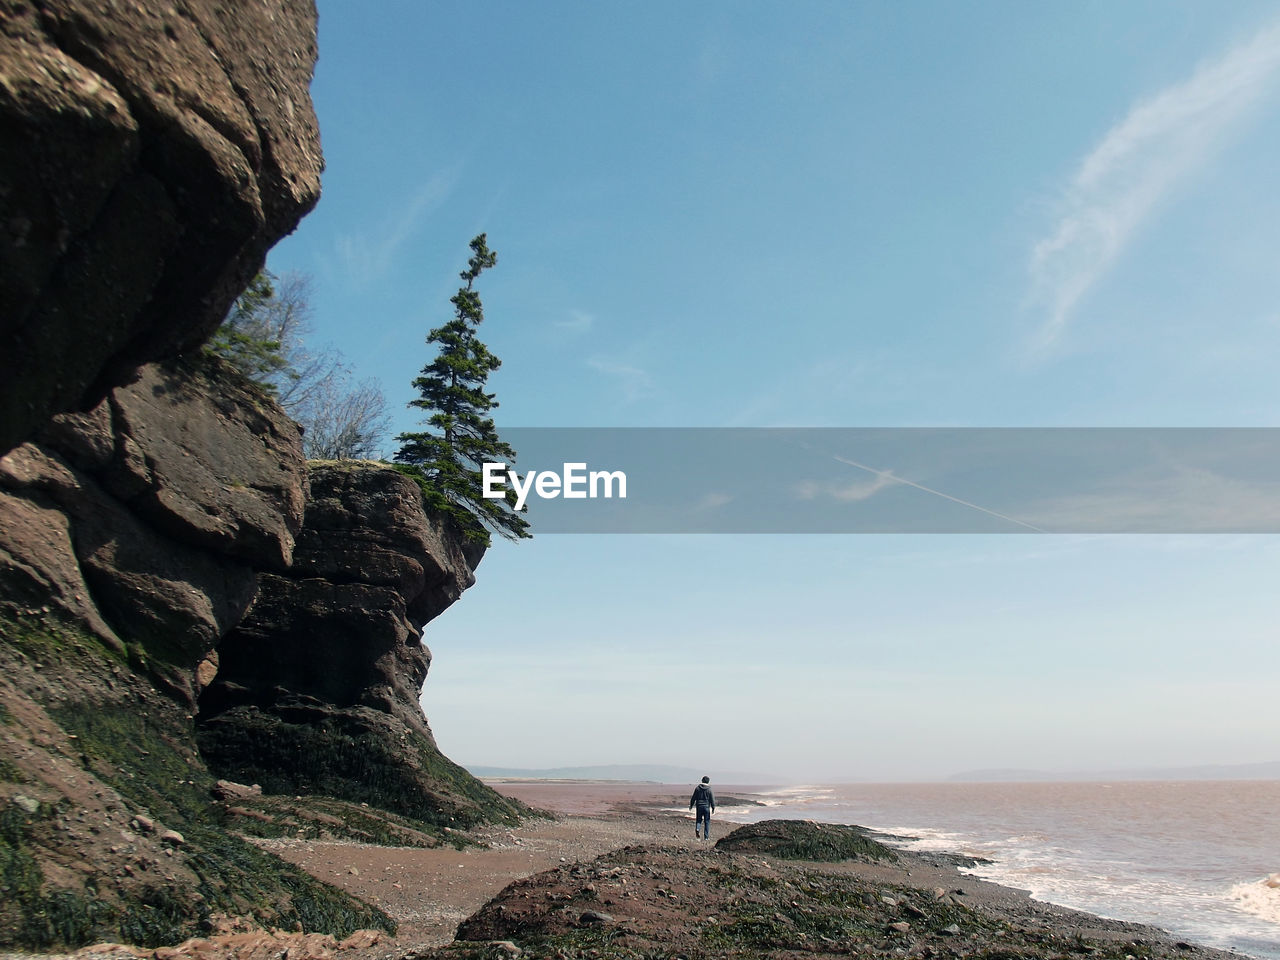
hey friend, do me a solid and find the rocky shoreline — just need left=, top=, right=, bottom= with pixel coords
left=1, top=782, right=1251, bottom=960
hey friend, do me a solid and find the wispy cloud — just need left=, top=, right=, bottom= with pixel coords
left=794, top=473, right=896, bottom=503
left=555, top=310, right=595, bottom=333
left=691, top=492, right=734, bottom=511
left=334, top=169, right=458, bottom=285
left=1021, top=464, right=1280, bottom=533
left=587, top=357, right=654, bottom=402
left=1028, top=19, right=1280, bottom=353
left=726, top=354, right=881, bottom=427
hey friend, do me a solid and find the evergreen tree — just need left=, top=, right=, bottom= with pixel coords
left=394, top=234, right=530, bottom=544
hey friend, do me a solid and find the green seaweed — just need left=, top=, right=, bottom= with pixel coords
left=0, top=802, right=48, bottom=917
left=0, top=798, right=119, bottom=948
left=0, top=754, right=27, bottom=783
left=225, top=794, right=470, bottom=849
left=36, top=697, right=395, bottom=948
left=715, top=819, right=900, bottom=863
left=0, top=614, right=125, bottom=665
left=196, top=710, right=526, bottom=829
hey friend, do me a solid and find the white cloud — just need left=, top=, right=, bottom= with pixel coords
left=691, top=492, right=734, bottom=511
left=793, top=473, right=896, bottom=503
left=555, top=310, right=595, bottom=333
left=334, top=169, right=457, bottom=284
left=1028, top=19, right=1280, bottom=353
left=1022, top=464, right=1280, bottom=532
left=587, top=357, right=654, bottom=401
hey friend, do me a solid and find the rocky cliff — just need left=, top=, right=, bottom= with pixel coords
left=0, top=0, right=323, bottom=455
left=0, top=357, right=525, bottom=949
left=0, top=0, right=525, bottom=950
left=0, top=356, right=381, bottom=948
left=0, top=357, right=307, bottom=703
left=197, top=462, right=521, bottom=828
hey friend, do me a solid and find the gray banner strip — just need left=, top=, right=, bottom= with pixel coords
left=475, top=428, right=1280, bottom=533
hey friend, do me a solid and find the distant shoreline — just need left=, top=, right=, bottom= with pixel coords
left=481, top=769, right=1280, bottom=784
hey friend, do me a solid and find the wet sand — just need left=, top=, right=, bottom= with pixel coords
left=254, top=781, right=696, bottom=949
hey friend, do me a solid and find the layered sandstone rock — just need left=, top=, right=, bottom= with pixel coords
left=197, top=463, right=524, bottom=828
left=0, top=0, right=324, bottom=454
left=0, top=361, right=520, bottom=950
left=0, top=357, right=307, bottom=702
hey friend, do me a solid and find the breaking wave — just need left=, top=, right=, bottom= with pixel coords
left=1230, top=874, right=1280, bottom=926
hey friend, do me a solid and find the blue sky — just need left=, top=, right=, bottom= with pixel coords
left=268, top=2, right=1280, bottom=781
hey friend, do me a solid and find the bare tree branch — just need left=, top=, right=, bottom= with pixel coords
left=212, top=271, right=391, bottom=460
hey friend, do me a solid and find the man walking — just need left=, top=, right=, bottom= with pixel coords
left=689, top=776, right=715, bottom=840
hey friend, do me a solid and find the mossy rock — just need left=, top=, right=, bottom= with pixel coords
left=196, top=706, right=527, bottom=829
left=715, top=819, right=899, bottom=863
left=224, top=794, right=477, bottom=849
left=0, top=618, right=394, bottom=950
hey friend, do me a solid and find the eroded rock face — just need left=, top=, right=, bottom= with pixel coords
left=0, top=0, right=323, bottom=455
left=197, top=463, right=521, bottom=828
left=0, top=357, right=307, bottom=702
left=0, top=363, right=520, bottom=949
left=201, top=464, right=478, bottom=728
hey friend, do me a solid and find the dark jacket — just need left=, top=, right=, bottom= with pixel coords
left=690, top=783, right=715, bottom=811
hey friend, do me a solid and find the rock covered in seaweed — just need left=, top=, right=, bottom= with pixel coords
left=196, top=461, right=525, bottom=828
left=714, top=818, right=900, bottom=863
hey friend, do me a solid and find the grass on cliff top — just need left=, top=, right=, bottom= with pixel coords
left=714, top=819, right=900, bottom=863
left=305, top=458, right=395, bottom=470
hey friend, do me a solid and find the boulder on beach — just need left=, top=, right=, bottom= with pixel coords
left=714, top=818, right=900, bottom=863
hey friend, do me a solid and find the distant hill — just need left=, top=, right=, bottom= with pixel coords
left=949, top=760, right=1280, bottom=782
left=469, top=763, right=781, bottom=784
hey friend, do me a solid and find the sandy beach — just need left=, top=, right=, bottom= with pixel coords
left=251, top=780, right=696, bottom=949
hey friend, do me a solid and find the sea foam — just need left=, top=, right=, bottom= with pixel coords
left=1229, top=874, right=1280, bottom=925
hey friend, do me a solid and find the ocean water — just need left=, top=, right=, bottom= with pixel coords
left=709, top=780, right=1280, bottom=959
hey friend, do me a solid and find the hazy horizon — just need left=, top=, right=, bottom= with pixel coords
left=467, top=758, right=1280, bottom=786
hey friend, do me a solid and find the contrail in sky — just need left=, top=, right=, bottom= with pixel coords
left=832, top=454, right=1047, bottom=533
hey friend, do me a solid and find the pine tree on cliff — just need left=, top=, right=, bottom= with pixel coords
left=394, top=234, right=530, bottom=544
